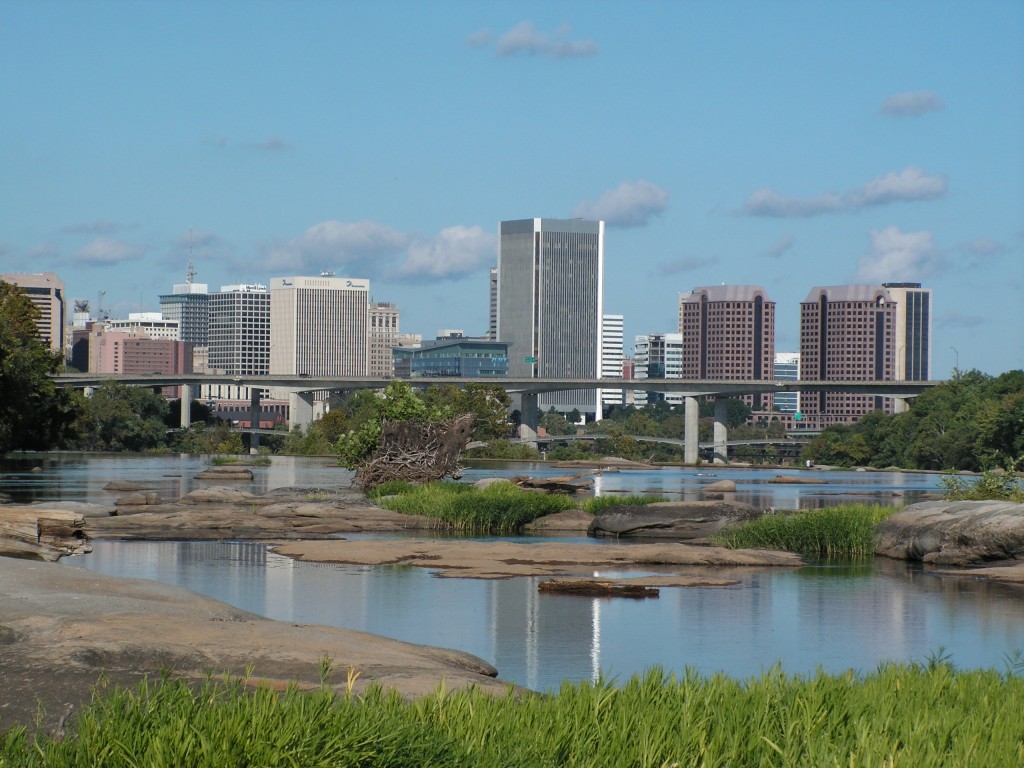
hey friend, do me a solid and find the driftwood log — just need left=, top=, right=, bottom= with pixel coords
left=538, top=579, right=659, bottom=599
left=355, top=414, right=475, bottom=489
left=0, top=507, right=91, bottom=561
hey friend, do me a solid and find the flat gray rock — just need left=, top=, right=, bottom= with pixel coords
left=875, top=500, right=1024, bottom=565
left=588, top=501, right=761, bottom=541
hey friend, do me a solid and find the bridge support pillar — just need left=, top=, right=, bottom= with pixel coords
left=248, top=388, right=262, bottom=455
left=892, top=396, right=909, bottom=414
left=289, top=391, right=316, bottom=432
left=684, top=396, right=699, bottom=465
left=519, top=393, right=539, bottom=448
left=713, top=398, right=729, bottom=464
left=180, top=384, right=192, bottom=429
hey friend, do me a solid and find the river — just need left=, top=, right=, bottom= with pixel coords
left=4, top=453, right=1023, bottom=692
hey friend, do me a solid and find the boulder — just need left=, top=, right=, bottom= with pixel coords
left=184, top=487, right=258, bottom=504
left=114, top=492, right=162, bottom=507
left=767, top=474, right=826, bottom=485
left=103, top=481, right=158, bottom=491
left=0, top=507, right=91, bottom=560
left=588, top=500, right=761, bottom=542
left=874, top=500, right=1024, bottom=566
left=29, top=501, right=116, bottom=518
left=525, top=509, right=593, bottom=534
left=703, top=479, right=736, bottom=493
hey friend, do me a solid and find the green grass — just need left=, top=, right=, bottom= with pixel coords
left=209, top=455, right=272, bottom=467
left=372, top=481, right=575, bottom=534
left=714, top=503, right=897, bottom=557
left=580, top=494, right=668, bottom=514
left=5, top=662, right=1024, bottom=767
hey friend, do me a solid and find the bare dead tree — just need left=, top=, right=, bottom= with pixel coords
left=354, top=413, right=475, bottom=489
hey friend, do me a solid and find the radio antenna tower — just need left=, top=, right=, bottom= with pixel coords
left=185, top=227, right=196, bottom=284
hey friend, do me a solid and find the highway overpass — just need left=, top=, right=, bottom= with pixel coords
left=54, top=372, right=939, bottom=463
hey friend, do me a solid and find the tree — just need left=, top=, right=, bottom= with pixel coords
left=72, top=382, right=169, bottom=452
left=0, top=282, right=80, bottom=452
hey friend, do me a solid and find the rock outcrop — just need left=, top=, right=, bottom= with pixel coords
left=588, top=500, right=762, bottom=541
left=874, top=500, right=1024, bottom=566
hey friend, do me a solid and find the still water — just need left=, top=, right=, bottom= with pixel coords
left=67, top=540, right=1024, bottom=692
left=4, top=453, right=1021, bottom=692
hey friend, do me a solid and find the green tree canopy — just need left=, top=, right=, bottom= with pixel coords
left=0, top=282, right=79, bottom=452
left=71, top=382, right=170, bottom=452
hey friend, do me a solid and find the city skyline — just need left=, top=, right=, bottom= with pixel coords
left=2, top=2, right=1021, bottom=376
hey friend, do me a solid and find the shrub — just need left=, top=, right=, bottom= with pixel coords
left=714, top=503, right=896, bottom=557
left=941, top=467, right=1024, bottom=503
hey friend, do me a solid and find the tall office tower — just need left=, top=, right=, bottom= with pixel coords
left=208, top=284, right=270, bottom=375
left=882, top=282, right=932, bottom=381
left=488, top=267, right=498, bottom=340
left=0, top=272, right=65, bottom=351
left=368, top=301, right=400, bottom=378
left=269, top=276, right=369, bottom=376
left=497, top=218, right=604, bottom=416
left=106, top=313, right=180, bottom=340
left=159, top=263, right=209, bottom=346
left=800, top=284, right=900, bottom=428
left=633, top=332, right=684, bottom=407
left=773, top=352, right=800, bottom=414
left=678, top=285, right=776, bottom=411
left=601, top=314, right=625, bottom=410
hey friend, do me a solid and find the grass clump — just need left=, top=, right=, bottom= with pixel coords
left=209, top=455, right=272, bottom=467
left=373, top=481, right=574, bottom=534
left=580, top=494, right=668, bottom=515
left=6, top=663, right=1024, bottom=767
left=714, top=503, right=896, bottom=557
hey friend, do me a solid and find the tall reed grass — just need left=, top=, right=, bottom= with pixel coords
left=372, top=481, right=575, bottom=534
left=580, top=494, right=668, bottom=514
left=714, top=503, right=897, bottom=557
left=6, top=662, right=1024, bottom=767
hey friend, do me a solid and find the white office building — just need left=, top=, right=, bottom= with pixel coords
left=269, top=276, right=369, bottom=377
left=106, top=313, right=180, bottom=341
left=600, top=314, right=625, bottom=411
left=497, top=218, right=604, bottom=417
left=208, top=284, right=270, bottom=376
left=773, top=352, right=800, bottom=413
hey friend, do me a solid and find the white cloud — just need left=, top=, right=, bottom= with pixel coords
left=264, top=220, right=410, bottom=275
left=656, top=256, right=718, bottom=275
left=880, top=91, right=944, bottom=117
left=764, top=235, right=796, bottom=259
left=742, top=189, right=843, bottom=218
left=741, top=167, right=946, bottom=218
left=262, top=220, right=495, bottom=283
left=493, top=21, right=598, bottom=58
left=571, top=180, right=669, bottom=227
left=849, top=167, right=946, bottom=207
left=396, top=226, right=496, bottom=281
left=74, top=237, right=145, bottom=266
left=853, top=227, right=941, bottom=283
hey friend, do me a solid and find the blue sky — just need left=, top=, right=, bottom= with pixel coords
left=2, top=1, right=1022, bottom=376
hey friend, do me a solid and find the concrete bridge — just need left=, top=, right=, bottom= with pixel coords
left=54, top=372, right=938, bottom=461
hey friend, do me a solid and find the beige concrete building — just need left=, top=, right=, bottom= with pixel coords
left=269, top=276, right=369, bottom=377
left=368, top=302, right=400, bottom=378
left=0, top=272, right=65, bottom=352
